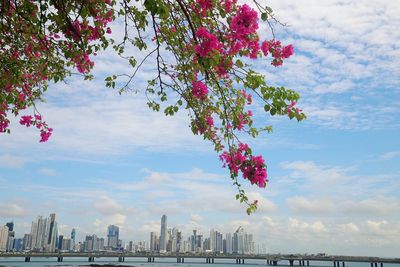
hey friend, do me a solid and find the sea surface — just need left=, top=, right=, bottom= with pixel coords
left=0, top=258, right=399, bottom=267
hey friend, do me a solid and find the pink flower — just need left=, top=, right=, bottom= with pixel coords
left=40, top=128, right=53, bottom=143
left=195, top=0, right=213, bottom=16
left=230, top=4, right=258, bottom=37
left=194, top=27, right=223, bottom=58
left=261, top=40, right=270, bottom=56
left=282, top=44, right=294, bottom=58
left=106, top=27, right=112, bottom=34
left=19, top=115, right=33, bottom=127
left=223, top=0, right=236, bottom=13
left=206, top=116, right=214, bottom=126
left=220, top=143, right=268, bottom=188
left=191, top=80, right=208, bottom=99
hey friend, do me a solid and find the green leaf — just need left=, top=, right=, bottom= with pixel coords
left=236, top=59, right=244, bottom=68
left=261, top=12, right=268, bottom=21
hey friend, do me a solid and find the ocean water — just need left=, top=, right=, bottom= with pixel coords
left=0, top=258, right=399, bottom=267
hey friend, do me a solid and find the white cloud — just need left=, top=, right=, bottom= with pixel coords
left=38, top=167, right=59, bottom=177
left=287, top=196, right=335, bottom=214
left=379, top=151, right=400, bottom=161
left=0, top=203, right=28, bottom=217
left=337, top=223, right=360, bottom=234
left=0, top=154, right=27, bottom=169
left=190, top=214, right=203, bottom=223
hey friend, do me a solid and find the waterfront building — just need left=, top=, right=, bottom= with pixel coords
left=191, top=230, right=197, bottom=252
left=99, top=237, right=105, bottom=251
left=0, top=226, right=9, bottom=252
left=203, top=237, right=210, bottom=251
left=4, top=222, right=15, bottom=253
left=13, top=238, right=23, bottom=252
left=30, top=214, right=57, bottom=252
left=226, top=233, right=232, bottom=254
left=44, top=213, right=58, bottom=252
left=71, top=228, right=76, bottom=250
left=128, top=241, right=133, bottom=252
left=58, top=235, right=64, bottom=251
left=22, top=234, right=32, bottom=250
left=107, top=225, right=119, bottom=250
left=176, top=231, right=182, bottom=252
left=61, top=238, right=72, bottom=251
left=84, top=235, right=93, bottom=252
left=6, top=236, right=14, bottom=252
left=209, top=229, right=215, bottom=251
left=150, top=232, right=158, bottom=252
left=159, top=215, right=167, bottom=252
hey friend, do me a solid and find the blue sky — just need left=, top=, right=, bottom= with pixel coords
left=0, top=0, right=399, bottom=257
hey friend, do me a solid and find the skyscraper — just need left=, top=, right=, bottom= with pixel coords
left=191, top=230, right=197, bottom=252
left=71, top=228, right=76, bottom=250
left=159, top=215, right=167, bottom=252
left=29, top=214, right=58, bottom=252
left=107, top=225, right=119, bottom=250
left=209, top=229, right=215, bottom=251
left=226, top=233, right=232, bottom=254
left=22, top=234, right=32, bottom=251
left=45, top=213, right=58, bottom=252
left=150, top=232, right=158, bottom=252
left=0, top=226, right=9, bottom=252
left=31, top=216, right=46, bottom=251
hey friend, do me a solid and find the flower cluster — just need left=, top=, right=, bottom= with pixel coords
left=194, top=27, right=223, bottom=57
left=287, top=100, right=303, bottom=115
left=0, top=0, right=114, bottom=141
left=230, top=4, right=259, bottom=37
left=194, top=0, right=213, bottom=16
left=191, top=80, right=209, bottom=99
left=261, top=40, right=295, bottom=66
left=19, top=115, right=53, bottom=142
left=220, top=143, right=268, bottom=188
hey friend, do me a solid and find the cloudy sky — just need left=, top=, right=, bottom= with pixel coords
left=0, top=0, right=399, bottom=258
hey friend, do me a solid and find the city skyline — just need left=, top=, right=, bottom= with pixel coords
left=0, top=0, right=399, bottom=259
left=0, top=214, right=260, bottom=254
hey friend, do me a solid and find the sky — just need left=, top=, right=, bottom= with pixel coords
left=1, top=0, right=400, bottom=258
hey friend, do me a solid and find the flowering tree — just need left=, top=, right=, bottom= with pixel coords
left=0, top=0, right=305, bottom=214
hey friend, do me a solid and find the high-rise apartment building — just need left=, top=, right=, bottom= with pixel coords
left=150, top=232, right=158, bottom=252
left=107, top=225, right=119, bottom=250
left=159, top=215, right=167, bottom=252
left=13, top=238, right=23, bottom=252
left=191, top=230, right=197, bottom=252
left=22, top=234, right=32, bottom=251
left=30, top=214, right=58, bottom=252
left=0, top=226, right=9, bottom=252
left=226, top=233, right=232, bottom=254
left=31, top=216, right=46, bottom=251
left=44, top=213, right=58, bottom=252
left=71, top=228, right=76, bottom=249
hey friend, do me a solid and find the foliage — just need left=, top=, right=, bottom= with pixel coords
left=0, top=0, right=306, bottom=213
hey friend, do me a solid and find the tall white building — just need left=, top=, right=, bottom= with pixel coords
left=159, top=215, right=167, bottom=252
left=209, top=229, right=215, bottom=251
left=30, top=214, right=58, bottom=252
left=226, top=233, right=232, bottom=254
left=44, top=213, right=58, bottom=252
left=150, top=232, right=158, bottom=252
left=31, top=216, right=46, bottom=251
left=0, top=226, right=9, bottom=252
